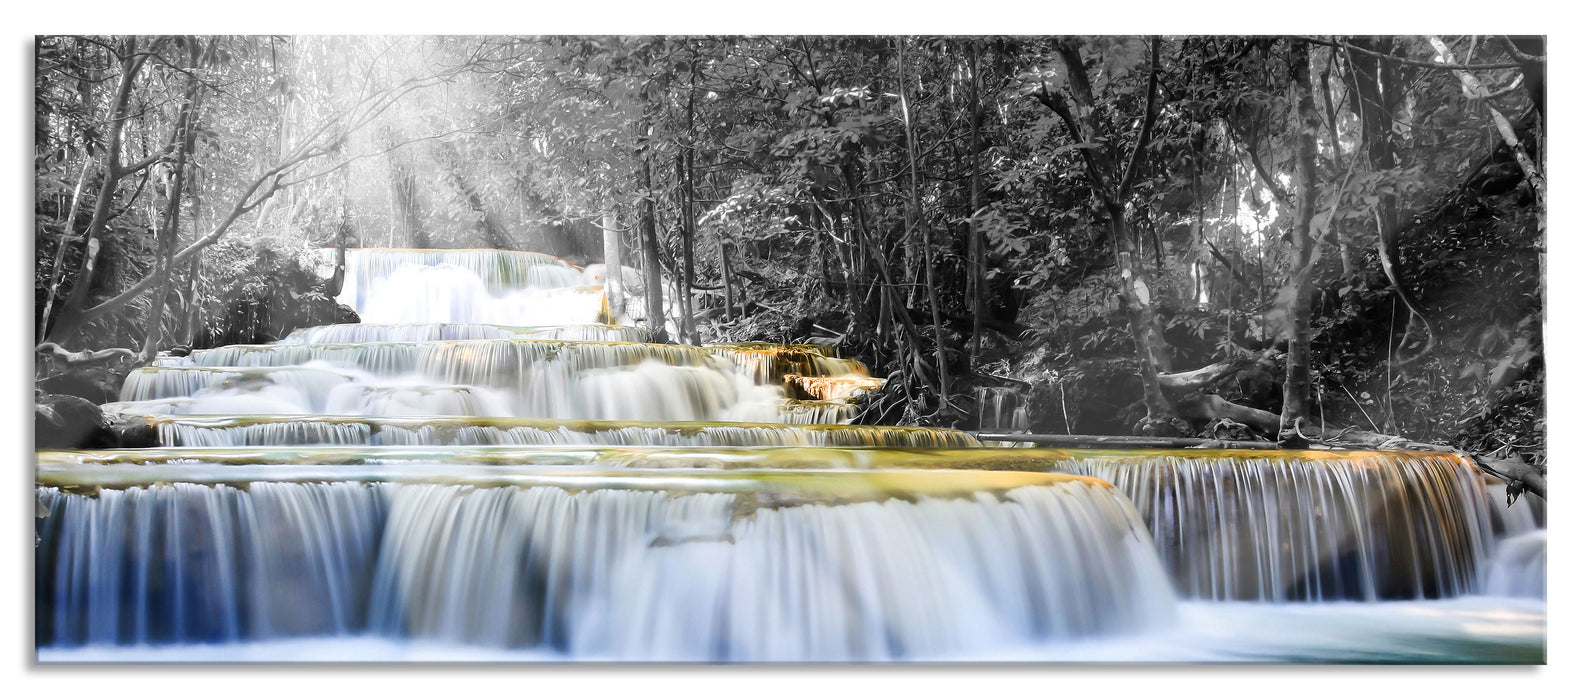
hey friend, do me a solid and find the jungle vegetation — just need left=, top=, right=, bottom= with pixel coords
left=33, top=35, right=1546, bottom=467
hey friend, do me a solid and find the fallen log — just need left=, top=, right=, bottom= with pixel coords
left=35, top=342, right=135, bottom=367
left=1172, top=393, right=1281, bottom=435
left=971, top=433, right=1280, bottom=450
left=1473, top=455, right=1548, bottom=503
left=1315, top=427, right=1547, bottom=502
left=1158, top=347, right=1282, bottom=393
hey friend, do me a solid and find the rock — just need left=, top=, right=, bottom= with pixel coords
left=36, top=368, right=123, bottom=405
left=107, top=417, right=160, bottom=448
left=34, top=394, right=114, bottom=450
left=195, top=289, right=360, bottom=348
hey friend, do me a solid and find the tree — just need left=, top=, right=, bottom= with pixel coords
left=1277, top=39, right=1321, bottom=444
left=1032, top=36, right=1179, bottom=434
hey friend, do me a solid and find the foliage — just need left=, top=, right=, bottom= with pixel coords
left=34, top=35, right=1546, bottom=457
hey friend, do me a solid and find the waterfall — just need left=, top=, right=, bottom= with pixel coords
left=977, top=386, right=1031, bottom=434
left=1483, top=479, right=1546, bottom=537
left=118, top=363, right=370, bottom=412
left=1043, top=450, right=1496, bottom=601
left=36, top=483, right=385, bottom=646
left=778, top=400, right=858, bottom=425
left=367, top=481, right=1171, bottom=661
left=328, top=250, right=605, bottom=326
left=37, top=245, right=1543, bottom=662
left=144, top=416, right=983, bottom=448
left=784, top=375, right=885, bottom=401
left=120, top=252, right=883, bottom=427
left=124, top=343, right=800, bottom=422
left=332, top=248, right=581, bottom=302
left=706, top=344, right=872, bottom=384
left=279, top=323, right=650, bottom=344
left=1483, top=531, right=1546, bottom=599
left=1479, top=479, right=1545, bottom=600
left=36, top=474, right=1175, bottom=660
left=40, top=443, right=1513, bottom=608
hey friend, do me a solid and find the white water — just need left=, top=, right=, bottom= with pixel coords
left=38, top=478, right=1176, bottom=661
left=1484, top=531, right=1546, bottom=599
left=331, top=249, right=584, bottom=308
left=121, top=348, right=798, bottom=422
left=36, top=598, right=1543, bottom=664
left=121, top=250, right=883, bottom=425
left=145, top=416, right=982, bottom=448
left=356, top=266, right=607, bottom=325
left=1052, top=451, right=1500, bottom=601
left=279, top=323, right=649, bottom=344
left=39, top=247, right=1545, bottom=664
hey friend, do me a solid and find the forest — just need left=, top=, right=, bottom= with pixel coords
left=32, top=35, right=1546, bottom=478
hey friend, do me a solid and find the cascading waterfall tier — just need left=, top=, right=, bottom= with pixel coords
left=279, top=323, right=650, bottom=345
left=783, top=375, right=885, bottom=401
left=1030, top=449, right=1499, bottom=602
left=778, top=400, right=859, bottom=425
left=116, top=250, right=884, bottom=427
left=186, top=339, right=868, bottom=392
left=35, top=460, right=1175, bottom=660
left=137, top=416, right=983, bottom=449
left=39, top=443, right=1512, bottom=606
left=334, top=248, right=585, bottom=295
left=706, top=343, right=872, bottom=384
left=115, top=363, right=371, bottom=414
left=120, top=341, right=806, bottom=422
left=124, top=336, right=879, bottom=423
left=183, top=339, right=715, bottom=372
left=327, top=249, right=599, bottom=327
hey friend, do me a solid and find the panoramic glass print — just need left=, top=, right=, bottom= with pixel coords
left=32, top=34, right=1546, bottom=663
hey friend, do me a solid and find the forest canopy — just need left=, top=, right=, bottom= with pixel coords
left=33, top=35, right=1546, bottom=466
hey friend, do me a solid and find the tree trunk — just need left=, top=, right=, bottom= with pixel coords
left=39, top=159, right=92, bottom=341
left=676, top=150, right=698, bottom=345
left=1037, top=36, right=1176, bottom=432
left=718, top=237, right=735, bottom=321
left=602, top=210, right=625, bottom=319
left=326, top=209, right=349, bottom=299
left=179, top=254, right=202, bottom=345
left=140, top=77, right=201, bottom=362
left=898, top=38, right=952, bottom=405
left=636, top=130, right=668, bottom=343
left=1504, top=36, right=1545, bottom=122
left=1280, top=39, right=1322, bottom=443
left=967, top=41, right=987, bottom=365
left=50, top=38, right=155, bottom=343
left=1112, top=210, right=1177, bottom=423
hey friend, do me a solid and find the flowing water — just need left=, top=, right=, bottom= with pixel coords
left=35, top=247, right=1545, bottom=663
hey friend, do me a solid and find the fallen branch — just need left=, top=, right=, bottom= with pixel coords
left=971, top=432, right=1279, bottom=450
left=1311, top=426, right=1546, bottom=501
left=1429, top=36, right=1545, bottom=211
left=1172, top=393, right=1280, bottom=435
left=1302, top=36, right=1525, bottom=71
left=35, top=342, right=134, bottom=367
left=1472, top=455, right=1547, bottom=502
left=1158, top=347, right=1281, bottom=393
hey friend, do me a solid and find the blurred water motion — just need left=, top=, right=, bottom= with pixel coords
left=35, top=248, right=1544, bottom=663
